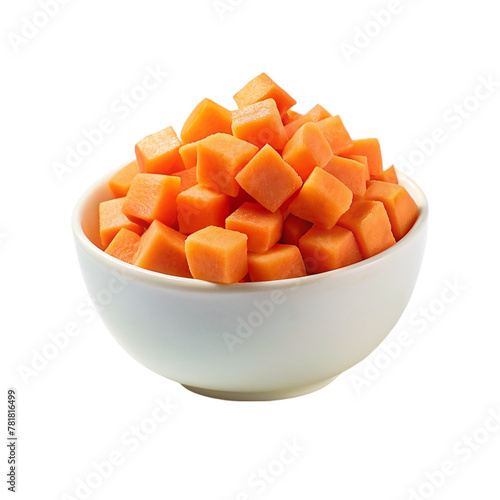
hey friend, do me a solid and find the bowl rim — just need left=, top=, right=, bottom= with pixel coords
left=72, top=166, right=428, bottom=292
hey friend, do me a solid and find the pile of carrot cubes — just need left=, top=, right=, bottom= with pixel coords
left=99, top=73, right=420, bottom=283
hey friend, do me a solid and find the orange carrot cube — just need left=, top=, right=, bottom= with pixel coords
left=109, top=160, right=140, bottom=198
left=185, top=226, right=248, bottom=284
left=177, top=185, right=229, bottom=235
left=235, top=144, right=302, bottom=213
left=233, top=73, right=297, bottom=117
left=342, top=154, right=370, bottom=181
left=225, top=202, right=283, bottom=253
left=104, top=228, right=142, bottom=264
left=371, top=165, right=399, bottom=184
left=287, top=110, right=302, bottom=122
left=180, top=98, right=232, bottom=144
left=281, top=214, right=313, bottom=246
left=282, top=122, right=333, bottom=181
left=179, top=141, right=200, bottom=169
left=343, top=138, right=383, bottom=177
left=135, top=126, right=183, bottom=175
left=323, top=155, right=367, bottom=200
left=337, top=200, right=396, bottom=258
left=99, top=197, right=144, bottom=248
left=364, top=181, right=419, bottom=240
left=134, top=220, right=191, bottom=278
left=232, top=99, right=288, bottom=151
left=282, top=110, right=303, bottom=126
left=247, top=244, right=306, bottom=282
left=196, top=133, right=258, bottom=196
left=122, top=173, right=180, bottom=227
left=284, top=104, right=332, bottom=139
left=317, top=115, right=353, bottom=155
left=288, top=167, right=353, bottom=229
left=172, top=166, right=198, bottom=192
left=281, top=112, right=293, bottom=126
left=298, top=225, right=362, bottom=274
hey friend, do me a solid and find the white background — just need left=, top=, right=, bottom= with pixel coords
left=2, top=0, right=500, bottom=499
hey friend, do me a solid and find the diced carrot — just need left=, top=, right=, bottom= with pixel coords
left=179, top=141, right=200, bottom=169
left=235, top=144, right=302, bottom=213
left=371, top=165, right=398, bottom=184
left=135, top=126, right=183, bottom=175
left=282, top=122, right=333, bottom=181
left=281, top=214, right=313, bottom=246
left=233, top=73, right=297, bottom=117
left=247, top=244, right=306, bottom=282
left=122, top=173, right=180, bottom=227
left=287, top=110, right=302, bottom=122
left=285, top=120, right=304, bottom=140
left=282, top=110, right=303, bottom=127
left=298, top=225, right=362, bottom=274
left=185, top=226, right=248, bottom=284
left=342, top=138, right=383, bottom=177
left=337, top=200, right=396, bottom=258
left=304, top=105, right=332, bottom=121
left=196, top=133, right=258, bottom=197
left=99, top=197, right=144, bottom=248
left=177, top=185, right=229, bottom=235
left=289, top=167, right=353, bottom=229
left=281, top=112, right=293, bottom=126
left=180, top=98, right=232, bottom=144
left=226, top=202, right=283, bottom=253
left=109, top=160, right=140, bottom=198
left=232, top=99, right=288, bottom=151
left=97, top=77, right=424, bottom=284
left=364, top=181, right=419, bottom=240
left=352, top=155, right=370, bottom=182
left=316, top=115, right=353, bottom=155
left=323, top=155, right=367, bottom=200
left=283, top=122, right=333, bottom=181
left=284, top=104, right=332, bottom=139
left=104, top=228, right=141, bottom=264
left=172, top=166, right=198, bottom=192
left=134, top=220, right=192, bottom=278
left=343, top=154, right=370, bottom=181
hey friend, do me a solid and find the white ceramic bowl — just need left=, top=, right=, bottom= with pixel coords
left=72, top=168, right=428, bottom=401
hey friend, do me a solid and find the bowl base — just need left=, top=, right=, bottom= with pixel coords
left=182, top=376, right=338, bottom=401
